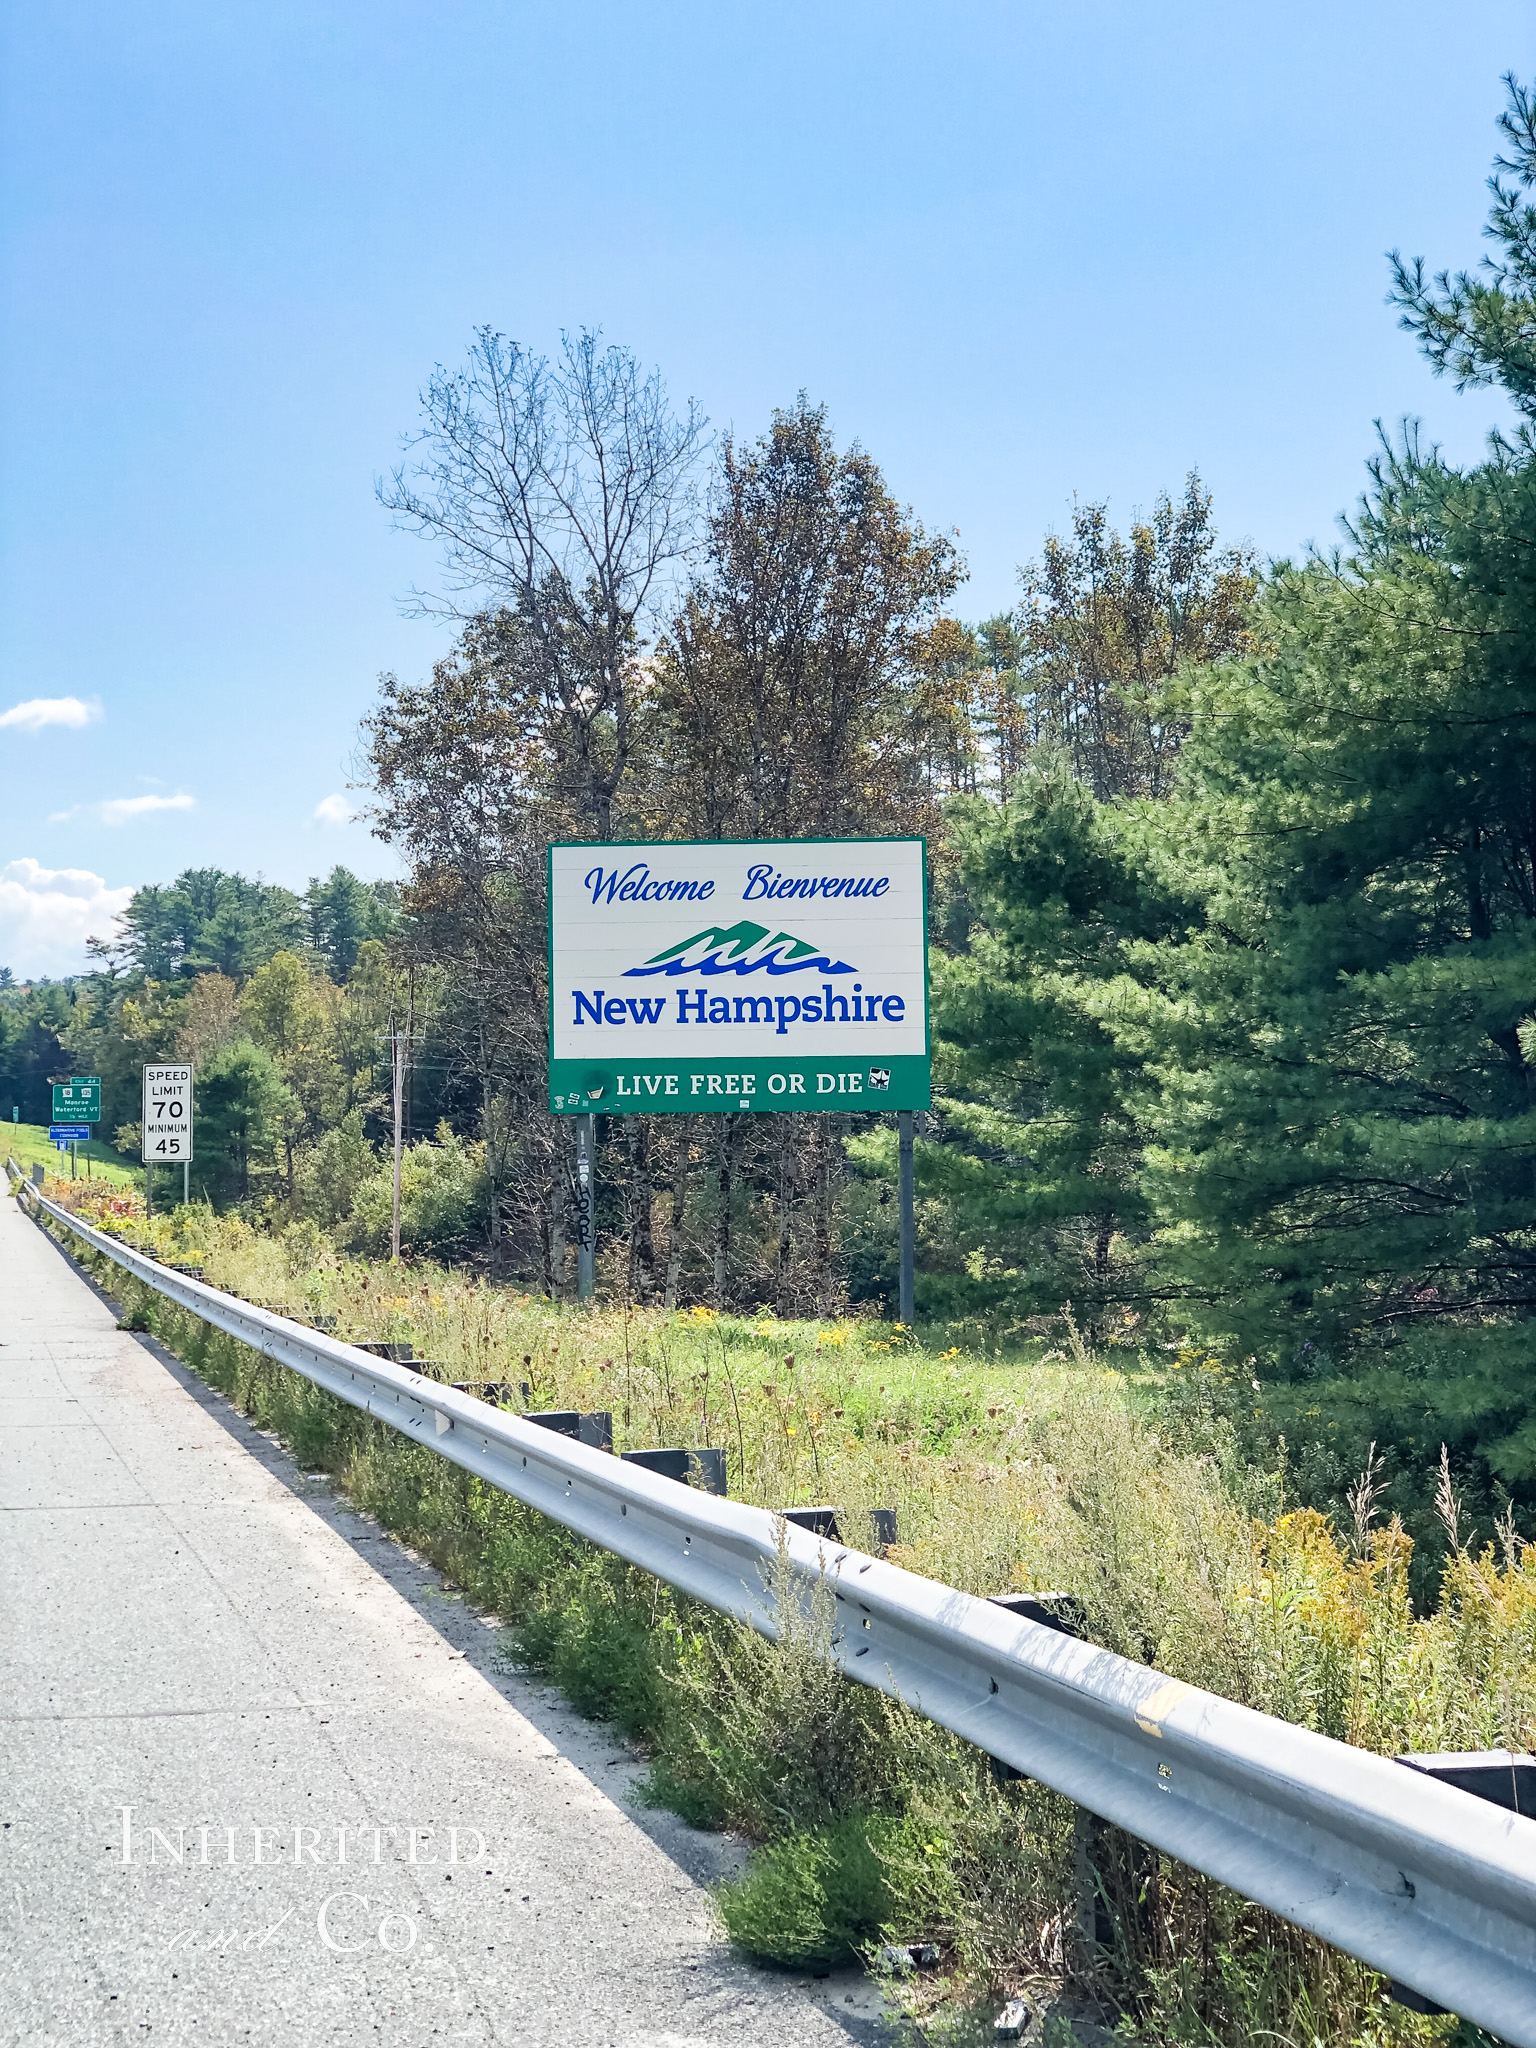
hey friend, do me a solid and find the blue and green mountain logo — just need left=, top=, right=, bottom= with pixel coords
left=622, top=920, right=855, bottom=978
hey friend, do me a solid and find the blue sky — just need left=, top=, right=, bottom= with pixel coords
left=0, top=1, right=1526, bottom=974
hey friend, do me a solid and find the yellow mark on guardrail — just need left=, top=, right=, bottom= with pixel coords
left=1135, top=1678, right=1194, bottom=1737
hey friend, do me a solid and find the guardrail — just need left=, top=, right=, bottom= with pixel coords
left=12, top=1166, right=1536, bottom=2042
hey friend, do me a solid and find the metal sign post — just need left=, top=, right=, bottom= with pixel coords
left=547, top=837, right=930, bottom=1315
left=898, top=1111, right=915, bottom=1326
left=574, top=1114, right=596, bottom=1302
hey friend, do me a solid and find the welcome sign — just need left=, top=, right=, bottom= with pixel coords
left=548, top=838, right=930, bottom=1114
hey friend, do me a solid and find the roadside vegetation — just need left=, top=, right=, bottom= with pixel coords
left=24, top=1169, right=1532, bottom=2046
left=3, top=1120, right=137, bottom=1186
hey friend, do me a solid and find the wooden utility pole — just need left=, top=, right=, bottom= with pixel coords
left=390, top=1019, right=405, bottom=1263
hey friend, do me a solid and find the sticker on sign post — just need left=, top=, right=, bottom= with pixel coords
left=142, top=1064, right=194, bottom=1161
left=547, top=838, right=930, bottom=1114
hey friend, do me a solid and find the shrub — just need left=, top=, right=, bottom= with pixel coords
left=717, top=1815, right=900, bottom=1969
left=343, top=1121, right=486, bottom=1256
left=296, top=1110, right=375, bottom=1228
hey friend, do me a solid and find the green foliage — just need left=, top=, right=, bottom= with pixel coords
left=715, top=1816, right=900, bottom=1970
left=1390, top=72, right=1536, bottom=413
left=194, top=1040, right=298, bottom=1201
left=49, top=860, right=405, bottom=1172
left=645, top=1554, right=897, bottom=1836
left=296, top=1109, right=376, bottom=1227
left=303, top=866, right=398, bottom=979
left=239, top=949, right=348, bottom=1181
left=342, top=1121, right=487, bottom=1255
left=923, top=764, right=1196, bottom=1334
left=47, top=1194, right=1527, bottom=2043
left=109, top=868, right=307, bottom=980
left=512, top=1559, right=671, bottom=1737
left=0, top=980, right=74, bottom=1124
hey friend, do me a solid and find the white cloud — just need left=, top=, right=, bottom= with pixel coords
left=97, top=792, right=196, bottom=826
left=49, top=791, right=196, bottom=825
left=313, top=793, right=357, bottom=826
left=0, top=858, right=133, bottom=978
left=0, top=695, right=100, bottom=732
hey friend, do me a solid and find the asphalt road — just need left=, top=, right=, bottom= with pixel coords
left=0, top=1185, right=886, bottom=2048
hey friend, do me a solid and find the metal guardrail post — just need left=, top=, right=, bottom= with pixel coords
left=15, top=1174, right=1536, bottom=2043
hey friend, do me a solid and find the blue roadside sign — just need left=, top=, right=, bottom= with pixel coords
left=49, top=1125, right=90, bottom=1142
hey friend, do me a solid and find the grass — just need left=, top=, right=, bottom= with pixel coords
left=4, top=1119, right=139, bottom=1187
left=28, top=1177, right=1526, bottom=2048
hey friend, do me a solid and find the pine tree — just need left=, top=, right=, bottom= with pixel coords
left=1013, top=476, right=1256, bottom=800
left=1116, top=84, right=1536, bottom=1502
left=926, top=765, right=1198, bottom=1336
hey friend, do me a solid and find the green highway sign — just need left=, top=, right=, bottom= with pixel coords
left=52, top=1077, right=101, bottom=1123
left=548, top=838, right=930, bottom=1114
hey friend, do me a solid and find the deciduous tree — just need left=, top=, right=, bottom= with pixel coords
left=378, top=329, right=706, bottom=838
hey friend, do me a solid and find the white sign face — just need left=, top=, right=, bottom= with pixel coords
left=142, top=1063, right=194, bottom=1161
left=548, top=838, right=929, bottom=1114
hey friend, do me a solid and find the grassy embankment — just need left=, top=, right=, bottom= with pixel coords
left=4, top=1120, right=138, bottom=1187
left=24, top=1170, right=1532, bottom=2048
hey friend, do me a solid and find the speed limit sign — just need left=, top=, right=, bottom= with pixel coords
left=142, top=1064, right=194, bottom=1162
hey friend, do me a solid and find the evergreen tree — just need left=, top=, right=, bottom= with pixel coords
left=1134, top=432, right=1536, bottom=1494
left=194, top=1041, right=297, bottom=1202
left=107, top=869, right=306, bottom=980
left=1011, top=476, right=1257, bottom=801
left=925, top=766, right=1198, bottom=1335
left=1112, top=82, right=1536, bottom=1507
left=0, top=981, right=73, bottom=1124
left=932, top=81, right=1536, bottom=1517
left=304, top=867, right=397, bottom=979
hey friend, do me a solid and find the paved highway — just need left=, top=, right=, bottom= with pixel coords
left=0, top=1185, right=883, bottom=2047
